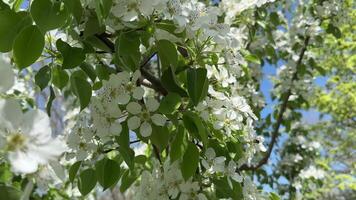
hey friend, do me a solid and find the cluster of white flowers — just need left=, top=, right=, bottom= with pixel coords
left=75, top=0, right=273, bottom=198
left=202, top=148, right=243, bottom=187
left=220, top=0, right=276, bottom=24
left=299, top=165, right=326, bottom=180
left=133, top=159, right=207, bottom=200
left=0, top=54, right=66, bottom=174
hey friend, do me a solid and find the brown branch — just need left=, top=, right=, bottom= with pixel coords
left=240, top=36, right=310, bottom=171
left=94, top=33, right=168, bottom=95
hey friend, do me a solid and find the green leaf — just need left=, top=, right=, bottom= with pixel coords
left=187, top=68, right=209, bottom=106
left=170, top=125, right=186, bottom=163
left=326, top=23, right=342, bottom=38
left=80, top=63, right=97, bottom=82
left=70, top=75, right=92, bottom=111
left=182, top=111, right=208, bottom=147
left=0, top=1, right=10, bottom=10
left=115, top=32, right=141, bottom=71
left=64, top=0, right=83, bottom=23
left=120, top=170, right=137, bottom=193
left=85, top=35, right=113, bottom=53
left=56, top=39, right=86, bottom=69
left=13, top=25, right=44, bottom=68
left=30, top=0, right=68, bottom=32
left=214, top=177, right=243, bottom=199
left=161, top=67, right=188, bottom=97
left=269, top=192, right=281, bottom=200
left=118, top=145, right=135, bottom=170
left=46, top=86, right=55, bottom=116
left=96, top=64, right=112, bottom=81
left=69, top=161, right=82, bottom=183
left=51, top=66, right=69, bottom=89
left=244, top=54, right=261, bottom=65
left=0, top=10, right=32, bottom=52
left=0, top=185, right=22, bottom=200
left=158, top=92, right=181, bottom=114
left=12, top=0, right=24, bottom=11
left=0, top=163, right=12, bottom=183
left=157, top=39, right=178, bottom=71
left=78, top=168, right=97, bottom=196
left=95, top=158, right=121, bottom=190
left=95, top=0, right=112, bottom=25
left=181, top=142, right=199, bottom=180
left=150, top=125, right=170, bottom=153
left=116, top=122, right=130, bottom=148
left=35, top=65, right=51, bottom=90
left=83, top=14, right=105, bottom=38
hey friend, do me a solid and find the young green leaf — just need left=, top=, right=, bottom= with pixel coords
left=269, top=192, right=281, bottom=200
left=13, top=25, right=44, bottom=68
left=56, top=39, right=86, bottom=69
left=181, top=142, right=200, bottom=180
left=157, top=39, right=178, bottom=71
left=70, top=75, right=92, bottom=111
left=51, top=66, right=69, bottom=90
left=69, top=161, right=82, bottom=183
left=35, top=65, right=51, bottom=90
left=30, top=0, right=69, bottom=32
left=115, top=32, right=141, bottom=71
left=46, top=86, right=56, bottom=116
left=64, top=0, right=83, bottom=23
left=0, top=10, right=32, bottom=52
left=161, top=67, right=188, bottom=97
left=80, top=63, right=97, bottom=82
left=120, top=170, right=137, bottom=193
left=150, top=125, right=170, bottom=152
left=95, top=158, right=121, bottom=190
left=0, top=185, right=22, bottom=200
left=118, top=145, right=135, bottom=170
left=78, top=168, right=97, bottom=196
left=182, top=111, right=208, bottom=147
left=187, top=68, right=209, bottom=106
left=95, top=0, right=113, bottom=25
left=158, top=92, right=182, bottom=114
left=170, top=125, right=186, bottom=163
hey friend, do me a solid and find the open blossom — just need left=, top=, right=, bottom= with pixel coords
left=201, top=148, right=226, bottom=174
left=226, top=160, right=243, bottom=188
left=127, top=98, right=167, bottom=137
left=0, top=99, right=66, bottom=174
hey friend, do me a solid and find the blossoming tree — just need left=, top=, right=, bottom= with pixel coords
left=0, top=0, right=353, bottom=199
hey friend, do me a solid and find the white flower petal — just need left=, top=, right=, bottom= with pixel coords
left=21, top=109, right=51, bottom=139
left=145, top=97, right=159, bottom=112
left=118, top=93, right=131, bottom=105
left=110, top=122, right=122, bottom=135
left=0, top=55, right=14, bottom=93
left=139, top=122, right=152, bottom=137
left=116, top=71, right=130, bottom=83
left=127, top=116, right=141, bottom=130
left=205, top=148, right=216, bottom=160
left=231, top=173, right=243, bottom=183
left=132, top=87, right=144, bottom=99
left=126, top=102, right=142, bottom=115
left=0, top=99, right=22, bottom=130
left=151, top=114, right=166, bottom=126
left=132, top=70, right=141, bottom=82
left=8, top=151, right=39, bottom=174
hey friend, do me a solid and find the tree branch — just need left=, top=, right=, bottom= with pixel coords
left=94, top=33, right=168, bottom=95
left=240, top=36, right=310, bottom=171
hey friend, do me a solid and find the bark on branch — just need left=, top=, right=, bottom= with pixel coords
left=240, top=36, right=310, bottom=171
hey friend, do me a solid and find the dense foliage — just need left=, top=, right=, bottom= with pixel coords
left=0, top=0, right=354, bottom=199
